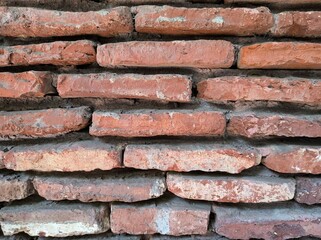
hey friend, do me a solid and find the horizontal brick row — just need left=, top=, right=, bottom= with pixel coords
left=0, top=197, right=211, bottom=237
left=1, top=72, right=321, bottom=106
left=1, top=40, right=321, bottom=69
left=3, top=142, right=321, bottom=175
left=0, top=7, right=320, bottom=38
left=135, top=6, right=321, bottom=38
left=0, top=109, right=320, bottom=139
left=1, top=196, right=321, bottom=237
left=224, top=0, right=321, bottom=6
left=1, top=166, right=321, bottom=205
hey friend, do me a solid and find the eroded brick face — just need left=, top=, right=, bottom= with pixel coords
left=134, top=6, right=273, bottom=36
left=0, top=0, right=321, bottom=239
left=97, top=40, right=234, bottom=68
left=90, top=111, right=226, bottom=137
left=0, top=7, right=133, bottom=38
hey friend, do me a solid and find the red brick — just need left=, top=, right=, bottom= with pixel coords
left=197, top=76, right=321, bottom=104
left=3, top=140, right=121, bottom=172
left=0, top=40, right=96, bottom=67
left=38, top=233, right=141, bottom=240
left=0, top=107, right=91, bottom=140
left=0, top=71, right=55, bottom=98
left=0, top=172, right=34, bottom=202
left=0, top=7, right=133, bottom=38
left=167, top=171, right=295, bottom=203
left=97, top=40, right=234, bottom=69
left=228, top=114, right=321, bottom=138
left=135, top=6, right=273, bottom=36
left=238, top=42, right=321, bottom=69
left=264, top=147, right=321, bottom=174
left=57, top=73, right=191, bottom=102
left=90, top=111, right=226, bottom=137
left=111, top=196, right=211, bottom=235
left=295, top=177, right=321, bottom=205
left=150, top=234, right=228, bottom=240
left=213, top=202, right=321, bottom=239
left=0, top=201, right=109, bottom=237
left=224, top=0, right=321, bottom=5
left=273, top=11, right=321, bottom=38
left=124, top=144, right=260, bottom=173
left=33, top=171, right=165, bottom=202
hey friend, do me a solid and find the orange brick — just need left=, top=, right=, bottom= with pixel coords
left=4, top=140, right=121, bottom=172
left=198, top=76, right=321, bottom=104
left=124, top=144, right=261, bottom=173
left=90, top=111, right=226, bottom=137
left=97, top=40, right=234, bottom=69
left=0, top=7, right=133, bottom=37
left=57, top=73, right=191, bottom=102
left=0, top=40, right=96, bottom=67
left=135, top=6, right=273, bottom=36
left=0, top=71, right=55, bottom=98
left=0, top=107, right=91, bottom=140
left=238, top=42, right=321, bottom=69
left=273, top=11, right=321, bottom=38
left=228, top=114, right=321, bottom=138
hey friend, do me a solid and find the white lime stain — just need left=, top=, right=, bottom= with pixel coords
left=157, top=16, right=186, bottom=23
left=1, top=222, right=106, bottom=237
left=155, top=209, right=170, bottom=234
left=212, top=16, right=224, bottom=24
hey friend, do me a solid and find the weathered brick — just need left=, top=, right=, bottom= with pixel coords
left=0, top=107, right=91, bottom=140
left=3, top=140, right=121, bottom=172
left=228, top=114, right=321, bottom=138
left=0, top=7, right=133, bottom=38
left=38, top=233, right=140, bottom=240
left=197, top=76, right=321, bottom=104
left=124, top=144, right=261, bottom=173
left=0, top=200, right=109, bottom=237
left=264, top=147, right=321, bottom=174
left=150, top=234, right=228, bottom=240
left=0, top=172, right=34, bottom=202
left=213, top=202, right=321, bottom=239
left=97, top=40, right=234, bottom=69
left=134, top=6, right=273, bottom=36
left=111, top=196, right=211, bottom=235
left=167, top=170, right=295, bottom=203
left=0, top=71, right=55, bottom=98
left=238, top=42, right=321, bottom=69
left=225, top=0, right=321, bottom=5
left=0, top=40, right=96, bottom=67
left=273, top=11, right=321, bottom=38
left=57, top=73, right=191, bottom=102
left=33, top=171, right=165, bottom=202
left=296, top=177, right=321, bottom=205
left=90, top=111, right=226, bottom=137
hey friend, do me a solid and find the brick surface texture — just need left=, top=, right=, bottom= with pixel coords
left=0, top=0, right=320, bottom=239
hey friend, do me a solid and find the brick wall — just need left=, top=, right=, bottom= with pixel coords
left=0, top=0, right=321, bottom=239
